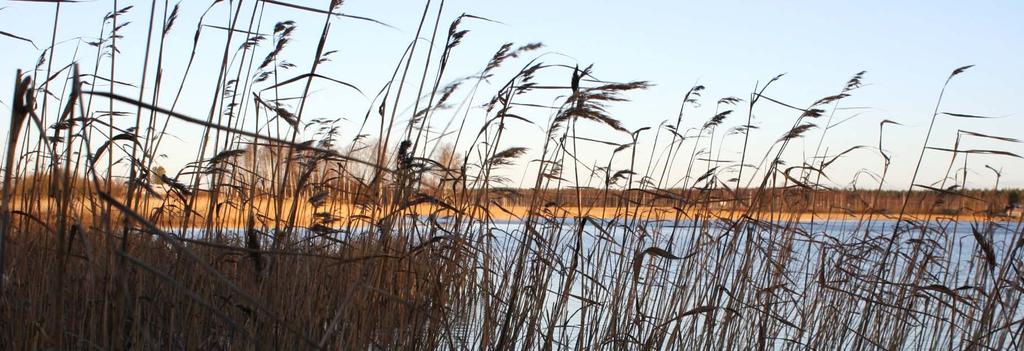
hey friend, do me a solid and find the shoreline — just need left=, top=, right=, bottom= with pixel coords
left=447, top=206, right=1019, bottom=223
left=10, top=197, right=1019, bottom=227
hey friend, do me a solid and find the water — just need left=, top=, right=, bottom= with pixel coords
left=172, top=217, right=1023, bottom=349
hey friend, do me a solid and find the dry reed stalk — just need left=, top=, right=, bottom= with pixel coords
left=0, top=1, right=1020, bottom=349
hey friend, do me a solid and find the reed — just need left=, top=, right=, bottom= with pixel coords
left=0, top=1, right=1021, bottom=350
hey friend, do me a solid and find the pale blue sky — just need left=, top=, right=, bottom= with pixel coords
left=1, top=0, right=1022, bottom=189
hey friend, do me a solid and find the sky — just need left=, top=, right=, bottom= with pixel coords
left=0, top=0, right=1022, bottom=189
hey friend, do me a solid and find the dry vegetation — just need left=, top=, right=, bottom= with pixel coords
left=1, top=1, right=1023, bottom=350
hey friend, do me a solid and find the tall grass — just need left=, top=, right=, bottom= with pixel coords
left=1, top=1, right=1022, bottom=349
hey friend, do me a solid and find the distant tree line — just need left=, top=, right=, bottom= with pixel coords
left=484, top=187, right=1024, bottom=216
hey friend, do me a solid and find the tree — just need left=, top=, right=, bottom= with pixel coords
left=151, top=166, right=167, bottom=185
left=433, top=143, right=463, bottom=197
